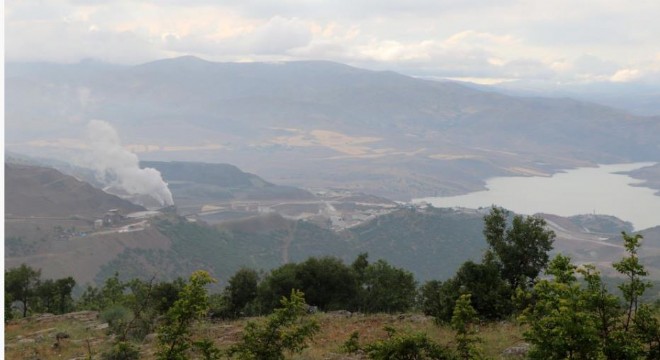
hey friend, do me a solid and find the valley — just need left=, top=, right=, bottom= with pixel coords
left=5, top=159, right=660, bottom=294
left=6, top=58, right=660, bottom=201
left=4, top=57, right=660, bottom=301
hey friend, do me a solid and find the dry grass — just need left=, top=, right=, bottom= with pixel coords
left=5, top=312, right=526, bottom=359
left=5, top=313, right=111, bottom=360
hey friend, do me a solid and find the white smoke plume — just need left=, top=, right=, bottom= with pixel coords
left=83, top=120, right=174, bottom=207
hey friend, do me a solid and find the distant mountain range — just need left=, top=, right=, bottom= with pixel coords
left=6, top=56, right=660, bottom=200
left=478, top=80, right=660, bottom=117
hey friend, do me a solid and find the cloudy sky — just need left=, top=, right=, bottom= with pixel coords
left=6, top=0, right=660, bottom=84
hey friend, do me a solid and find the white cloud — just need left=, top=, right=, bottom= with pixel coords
left=610, top=68, right=642, bottom=83
left=245, top=16, right=314, bottom=54
left=5, top=0, right=660, bottom=85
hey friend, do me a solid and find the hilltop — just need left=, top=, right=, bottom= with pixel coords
left=5, top=163, right=143, bottom=218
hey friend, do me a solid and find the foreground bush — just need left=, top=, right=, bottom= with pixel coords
left=228, top=289, right=319, bottom=360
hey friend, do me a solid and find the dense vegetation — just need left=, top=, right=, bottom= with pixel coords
left=92, top=207, right=488, bottom=290
left=6, top=207, right=660, bottom=359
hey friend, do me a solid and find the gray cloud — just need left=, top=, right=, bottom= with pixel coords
left=6, top=0, right=660, bottom=85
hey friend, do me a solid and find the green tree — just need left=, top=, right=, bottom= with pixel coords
left=633, top=304, right=660, bottom=359
left=117, top=277, right=165, bottom=341
left=362, top=259, right=417, bottom=313
left=257, top=263, right=301, bottom=313
left=228, top=289, right=319, bottom=360
left=35, top=279, right=57, bottom=313
left=257, top=256, right=361, bottom=313
left=101, top=272, right=127, bottom=308
left=295, top=257, right=358, bottom=311
left=578, top=264, right=627, bottom=359
left=5, top=264, right=41, bottom=317
left=521, top=232, right=659, bottom=360
left=483, top=207, right=555, bottom=291
left=151, top=278, right=185, bottom=315
left=78, top=285, right=102, bottom=310
left=451, top=294, right=485, bottom=360
left=427, top=261, right=511, bottom=323
left=224, top=268, right=259, bottom=318
left=157, top=270, right=216, bottom=360
left=54, top=277, right=76, bottom=314
left=613, top=232, right=651, bottom=332
left=34, top=276, right=76, bottom=314
left=352, top=252, right=370, bottom=283
left=419, top=280, right=443, bottom=316
left=521, top=255, right=602, bottom=360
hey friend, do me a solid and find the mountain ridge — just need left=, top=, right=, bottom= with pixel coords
left=6, top=56, right=660, bottom=200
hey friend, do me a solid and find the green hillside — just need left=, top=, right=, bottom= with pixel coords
left=95, top=207, right=488, bottom=286
left=345, top=207, right=487, bottom=281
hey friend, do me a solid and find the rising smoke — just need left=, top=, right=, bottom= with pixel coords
left=83, top=120, right=174, bottom=208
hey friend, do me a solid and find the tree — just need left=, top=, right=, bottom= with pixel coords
left=453, top=261, right=511, bottom=320
left=78, top=285, right=103, bottom=311
left=295, top=257, right=358, bottom=311
left=228, top=289, right=319, bottom=360
left=520, top=255, right=602, bottom=360
left=33, top=276, right=76, bottom=315
left=157, top=270, right=216, bottom=360
left=5, top=264, right=41, bottom=317
left=352, top=252, right=370, bottom=283
left=419, top=280, right=443, bottom=316
left=426, top=261, right=511, bottom=323
left=256, top=256, right=360, bottom=313
left=520, top=242, right=656, bottom=360
left=633, top=304, right=660, bottom=359
left=224, top=268, right=259, bottom=318
left=101, top=272, right=127, bottom=308
left=361, top=259, right=417, bottom=313
left=257, top=263, right=301, bottom=313
left=451, top=294, right=484, bottom=360
left=613, top=232, right=651, bottom=332
left=483, top=207, right=555, bottom=291
left=35, top=279, right=57, bottom=313
left=151, top=278, right=185, bottom=315
left=54, top=277, right=76, bottom=314
left=578, top=264, right=626, bottom=359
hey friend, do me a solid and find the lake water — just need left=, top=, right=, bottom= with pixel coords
left=414, top=163, right=660, bottom=231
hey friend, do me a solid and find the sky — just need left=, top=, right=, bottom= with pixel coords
left=5, top=0, right=660, bottom=85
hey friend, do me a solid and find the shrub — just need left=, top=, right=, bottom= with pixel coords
left=101, top=341, right=140, bottom=360
left=364, top=328, right=455, bottom=360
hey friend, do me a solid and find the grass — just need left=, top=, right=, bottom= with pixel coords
left=5, top=314, right=110, bottom=360
left=5, top=312, right=526, bottom=359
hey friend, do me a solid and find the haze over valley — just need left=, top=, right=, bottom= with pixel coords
left=6, top=57, right=660, bottom=201
left=4, top=53, right=660, bottom=288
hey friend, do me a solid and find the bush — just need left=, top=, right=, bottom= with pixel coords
left=100, top=305, right=132, bottom=335
left=101, top=341, right=140, bottom=360
left=364, top=328, right=455, bottom=360
left=228, top=289, right=319, bottom=360
left=343, top=331, right=361, bottom=354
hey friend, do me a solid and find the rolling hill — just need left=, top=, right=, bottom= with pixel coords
left=5, top=163, right=144, bottom=218
left=6, top=57, right=660, bottom=200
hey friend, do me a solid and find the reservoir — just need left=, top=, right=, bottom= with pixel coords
left=415, top=163, right=660, bottom=231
